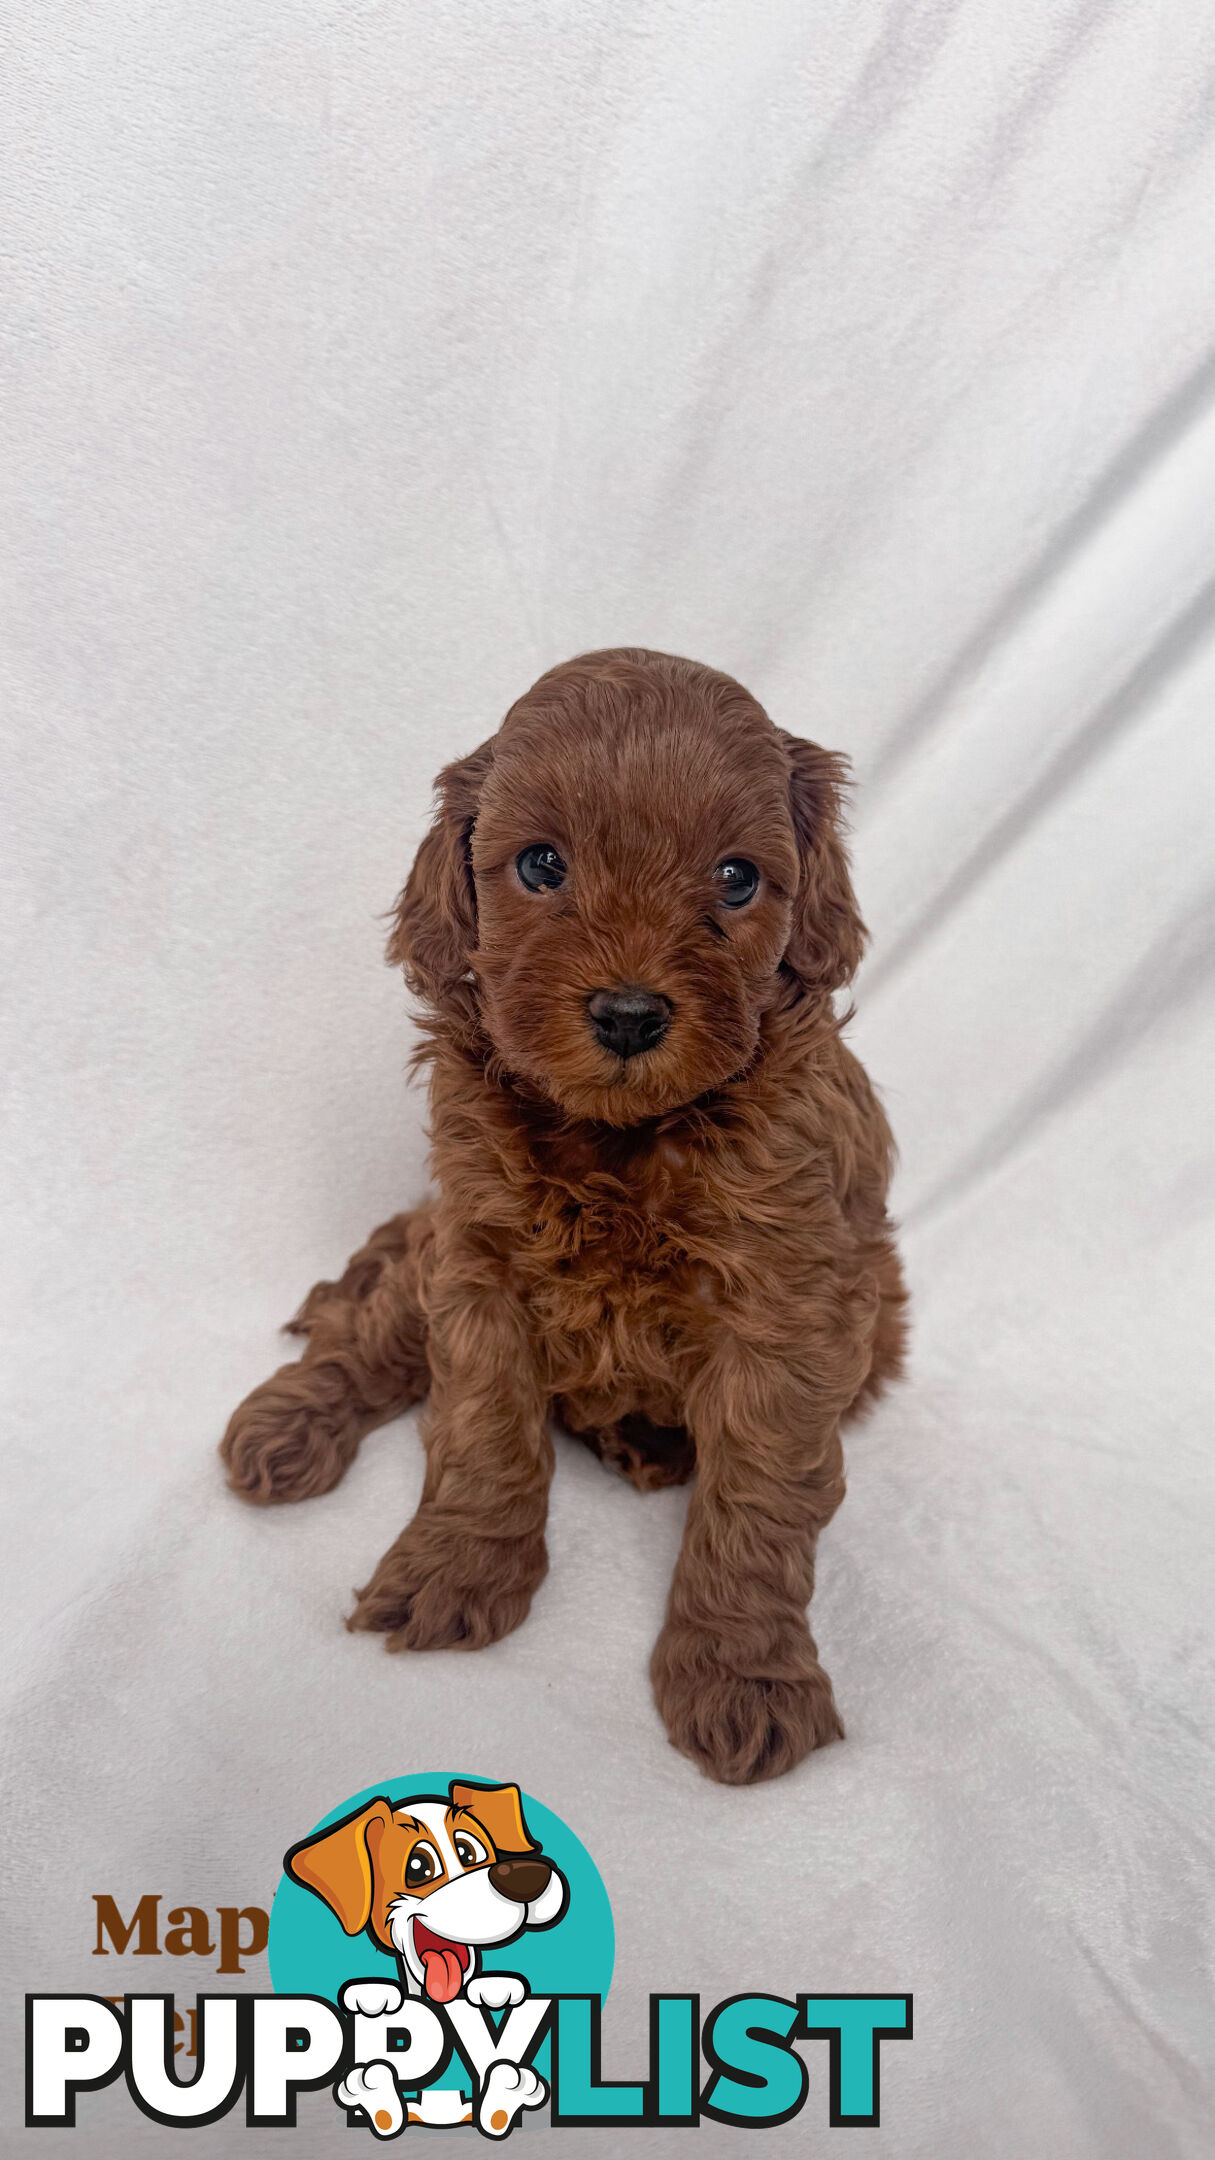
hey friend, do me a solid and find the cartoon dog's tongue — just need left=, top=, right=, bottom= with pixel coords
left=413, top=1920, right=470, bottom=2003
left=421, top=1948, right=464, bottom=2003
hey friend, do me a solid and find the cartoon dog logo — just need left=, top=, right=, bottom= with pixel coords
left=285, top=1780, right=568, bottom=2133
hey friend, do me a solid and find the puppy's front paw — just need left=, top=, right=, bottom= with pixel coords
left=347, top=1512, right=547, bottom=1651
left=221, top=1364, right=360, bottom=1504
left=651, top=1619, right=843, bottom=1785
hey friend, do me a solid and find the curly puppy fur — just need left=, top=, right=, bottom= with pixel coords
left=221, top=648, right=907, bottom=1784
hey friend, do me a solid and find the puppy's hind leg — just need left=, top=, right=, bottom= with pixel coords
left=284, top=1211, right=419, bottom=1336
left=845, top=1235, right=909, bottom=1420
left=220, top=1210, right=432, bottom=1506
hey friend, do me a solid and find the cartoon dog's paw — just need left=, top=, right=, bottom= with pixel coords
left=348, top=1511, right=547, bottom=1651
left=466, top=1972, right=527, bottom=2011
left=340, top=1979, right=405, bottom=2019
left=336, top=2059, right=403, bottom=2138
left=478, top=2058, right=547, bottom=2137
left=651, top=1619, right=844, bottom=1785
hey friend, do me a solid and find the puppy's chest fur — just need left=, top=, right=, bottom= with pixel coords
left=433, top=1031, right=875, bottom=1425
left=499, top=1119, right=771, bottom=1413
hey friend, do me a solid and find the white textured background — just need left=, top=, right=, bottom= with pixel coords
left=3, top=3, right=1214, bottom=2153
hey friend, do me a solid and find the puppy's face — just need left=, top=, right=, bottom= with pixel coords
left=391, top=652, right=864, bottom=1127
left=470, top=699, right=798, bottom=1124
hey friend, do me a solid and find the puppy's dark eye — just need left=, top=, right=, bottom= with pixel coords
left=516, top=844, right=567, bottom=892
left=713, top=858, right=760, bottom=908
left=453, top=1832, right=487, bottom=1869
left=405, top=1841, right=441, bottom=1887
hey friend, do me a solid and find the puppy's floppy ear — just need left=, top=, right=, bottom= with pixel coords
left=778, top=731, right=866, bottom=997
left=284, top=1797, right=396, bottom=1935
left=386, top=737, right=496, bottom=1012
left=449, top=1780, right=538, bottom=1857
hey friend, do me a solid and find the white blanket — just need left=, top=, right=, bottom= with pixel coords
left=3, top=3, right=1213, bottom=2151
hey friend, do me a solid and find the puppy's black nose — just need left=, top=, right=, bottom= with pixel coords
left=488, top=1856, right=552, bottom=1903
left=587, top=988, right=672, bottom=1061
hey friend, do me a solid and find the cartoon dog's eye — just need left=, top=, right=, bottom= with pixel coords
left=713, top=858, right=760, bottom=908
left=516, top=844, right=567, bottom=892
left=405, top=1841, right=442, bottom=1887
left=454, top=1832, right=487, bottom=1869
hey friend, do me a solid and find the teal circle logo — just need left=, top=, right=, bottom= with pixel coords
left=268, top=1773, right=613, bottom=2095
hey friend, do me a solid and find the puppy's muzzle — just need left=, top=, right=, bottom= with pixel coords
left=586, top=987, right=672, bottom=1061
left=487, top=1855, right=553, bottom=1902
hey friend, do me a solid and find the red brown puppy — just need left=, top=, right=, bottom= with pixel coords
left=221, top=648, right=907, bottom=1784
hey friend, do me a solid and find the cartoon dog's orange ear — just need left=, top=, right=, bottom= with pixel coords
left=284, top=1798, right=396, bottom=1934
left=449, top=1781, right=537, bottom=1856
